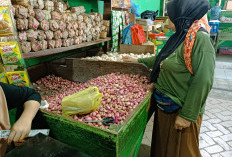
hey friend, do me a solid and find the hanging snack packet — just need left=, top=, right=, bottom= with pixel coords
left=0, top=73, right=8, bottom=84
left=6, top=71, right=30, bottom=87
left=0, top=41, right=23, bottom=65
left=0, top=7, right=14, bottom=37
left=0, top=64, right=6, bottom=73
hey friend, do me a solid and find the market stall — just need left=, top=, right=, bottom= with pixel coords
left=25, top=59, right=152, bottom=157
left=2, top=0, right=159, bottom=156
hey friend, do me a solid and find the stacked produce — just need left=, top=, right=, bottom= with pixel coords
left=13, top=1, right=104, bottom=53
left=34, top=73, right=150, bottom=129
left=100, top=20, right=110, bottom=39
left=83, top=52, right=155, bottom=62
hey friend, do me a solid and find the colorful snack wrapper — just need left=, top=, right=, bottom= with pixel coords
left=0, top=41, right=23, bottom=65
left=0, top=7, right=14, bottom=37
left=6, top=71, right=30, bottom=87
left=0, top=73, right=8, bottom=84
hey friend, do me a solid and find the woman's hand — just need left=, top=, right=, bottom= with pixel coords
left=122, top=56, right=138, bottom=63
left=7, top=100, right=40, bottom=144
left=174, top=116, right=191, bottom=131
left=7, top=117, right=32, bottom=144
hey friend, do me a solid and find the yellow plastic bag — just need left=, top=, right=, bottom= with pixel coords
left=62, top=86, right=103, bottom=116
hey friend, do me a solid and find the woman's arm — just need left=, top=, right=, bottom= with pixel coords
left=8, top=100, right=40, bottom=144
left=0, top=83, right=41, bottom=144
left=122, top=55, right=157, bottom=69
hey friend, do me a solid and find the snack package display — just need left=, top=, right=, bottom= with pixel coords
left=44, top=1, right=54, bottom=11
left=28, top=16, right=39, bottom=30
left=18, top=31, right=27, bottom=41
left=6, top=71, right=30, bottom=87
left=20, top=41, right=31, bottom=53
left=39, top=19, right=49, bottom=31
left=47, top=40, right=55, bottom=49
left=16, top=18, right=28, bottom=30
left=0, top=7, right=15, bottom=37
left=0, top=64, right=6, bottom=73
left=0, top=41, right=23, bottom=65
left=0, top=73, right=8, bottom=84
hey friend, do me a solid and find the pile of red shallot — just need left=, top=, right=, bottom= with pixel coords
left=34, top=73, right=150, bottom=129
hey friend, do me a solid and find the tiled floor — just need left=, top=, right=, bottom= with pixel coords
left=138, top=55, right=232, bottom=157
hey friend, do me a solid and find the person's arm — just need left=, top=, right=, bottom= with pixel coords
left=138, top=55, right=157, bottom=69
left=8, top=100, right=40, bottom=144
left=0, top=83, right=41, bottom=144
left=122, top=55, right=157, bottom=69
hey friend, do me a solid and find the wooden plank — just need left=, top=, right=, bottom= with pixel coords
left=23, top=38, right=111, bottom=59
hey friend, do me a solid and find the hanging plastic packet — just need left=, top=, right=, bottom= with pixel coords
left=0, top=7, right=15, bottom=37
left=6, top=71, right=29, bottom=87
left=0, top=41, right=23, bottom=65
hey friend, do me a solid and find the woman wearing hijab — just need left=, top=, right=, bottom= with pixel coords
left=123, top=0, right=215, bottom=156
left=0, top=82, right=41, bottom=156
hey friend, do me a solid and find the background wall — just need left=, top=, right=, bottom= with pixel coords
left=133, top=0, right=161, bottom=16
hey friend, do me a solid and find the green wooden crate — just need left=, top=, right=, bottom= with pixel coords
left=29, top=93, right=151, bottom=157
left=15, top=61, right=153, bottom=157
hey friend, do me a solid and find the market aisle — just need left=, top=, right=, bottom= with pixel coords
left=138, top=55, right=232, bottom=157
